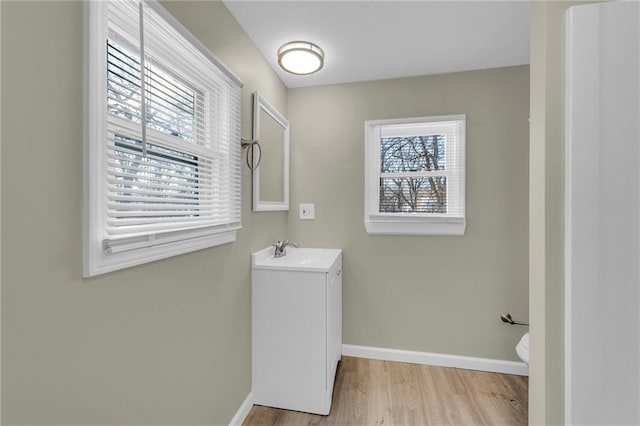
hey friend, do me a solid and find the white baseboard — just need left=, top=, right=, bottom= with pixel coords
left=342, top=344, right=529, bottom=376
left=228, top=391, right=254, bottom=426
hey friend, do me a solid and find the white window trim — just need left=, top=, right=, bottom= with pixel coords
left=83, top=1, right=243, bottom=277
left=364, top=115, right=466, bottom=236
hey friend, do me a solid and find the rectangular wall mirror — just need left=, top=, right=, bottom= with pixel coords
left=252, top=92, right=290, bottom=211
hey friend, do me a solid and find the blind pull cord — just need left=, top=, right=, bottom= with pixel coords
left=139, top=1, right=148, bottom=158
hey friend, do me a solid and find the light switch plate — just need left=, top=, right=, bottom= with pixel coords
left=299, top=203, right=315, bottom=220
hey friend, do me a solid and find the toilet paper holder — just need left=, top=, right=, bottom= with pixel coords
left=500, top=313, right=529, bottom=326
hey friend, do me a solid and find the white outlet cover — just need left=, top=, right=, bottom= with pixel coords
left=299, top=203, right=315, bottom=220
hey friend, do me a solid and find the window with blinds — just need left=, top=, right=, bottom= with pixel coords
left=364, top=116, right=466, bottom=235
left=84, top=0, right=243, bottom=276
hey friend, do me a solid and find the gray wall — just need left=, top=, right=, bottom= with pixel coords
left=287, top=66, right=530, bottom=361
left=1, top=1, right=287, bottom=424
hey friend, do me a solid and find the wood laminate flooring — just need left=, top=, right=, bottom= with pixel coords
left=243, top=356, right=528, bottom=426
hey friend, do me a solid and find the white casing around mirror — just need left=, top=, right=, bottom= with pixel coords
left=252, top=92, right=290, bottom=211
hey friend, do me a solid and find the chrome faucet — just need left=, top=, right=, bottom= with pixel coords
left=273, top=240, right=299, bottom=258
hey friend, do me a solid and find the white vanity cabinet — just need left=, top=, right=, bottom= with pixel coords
left=251, top=247, right=342, bottom=415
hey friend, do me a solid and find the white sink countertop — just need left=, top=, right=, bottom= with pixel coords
left=252, top=246, right=342, bottom=272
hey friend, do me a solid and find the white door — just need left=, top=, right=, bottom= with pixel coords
left=566, top=2, right=640, bottom=424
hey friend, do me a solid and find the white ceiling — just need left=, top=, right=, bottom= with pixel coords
left=223, top=1, right=530, bottom=88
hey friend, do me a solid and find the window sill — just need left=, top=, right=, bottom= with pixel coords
left=364, top=217, right=466, bottom=236
left=84, top=229, right=237, bottom=277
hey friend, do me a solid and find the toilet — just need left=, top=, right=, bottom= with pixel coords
left=516, top=333, right=529, bottom=365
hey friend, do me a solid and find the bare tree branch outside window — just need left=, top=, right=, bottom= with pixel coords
left=379, top=135, right=447, bottom=213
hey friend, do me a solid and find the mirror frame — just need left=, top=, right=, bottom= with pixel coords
left=252, top=92, right=290, bottom=211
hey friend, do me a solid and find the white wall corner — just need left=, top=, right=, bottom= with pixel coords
left=228, top=391, right=254, bottom=426
left=342, top=344, right=529, bottom=376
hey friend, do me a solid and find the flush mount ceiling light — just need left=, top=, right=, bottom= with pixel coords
left=277, top=41, right=324, bottom=75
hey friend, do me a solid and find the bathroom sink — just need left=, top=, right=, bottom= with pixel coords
left=252, top=246, right=342, bottom=272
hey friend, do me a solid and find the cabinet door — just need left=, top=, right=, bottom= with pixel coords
left=253, top=269, right=327, bottom=412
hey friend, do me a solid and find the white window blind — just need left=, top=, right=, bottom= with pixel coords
left=364, top=115, right=466, bottom=235
left=84, top=0, right=243, bottom=276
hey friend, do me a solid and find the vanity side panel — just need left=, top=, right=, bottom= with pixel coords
left=326, top=255, right=342, bottom=410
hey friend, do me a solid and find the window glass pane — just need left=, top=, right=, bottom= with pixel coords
left=107, top=39, right=196, bottom=143
left=379, top=177, right=447, bottom=213
left=380, top=135, right=445, bottom=173
left=113, top=134, right=200, bottom=224
left=107, top=40, right=143, bottom=123
left=145, top=62, right=197, bottom=143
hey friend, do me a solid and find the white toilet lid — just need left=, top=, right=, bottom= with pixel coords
left=516, top=332, right=529, bottom=365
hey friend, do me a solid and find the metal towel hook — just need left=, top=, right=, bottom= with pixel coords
left=241, top=137, right=262, bottom=171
